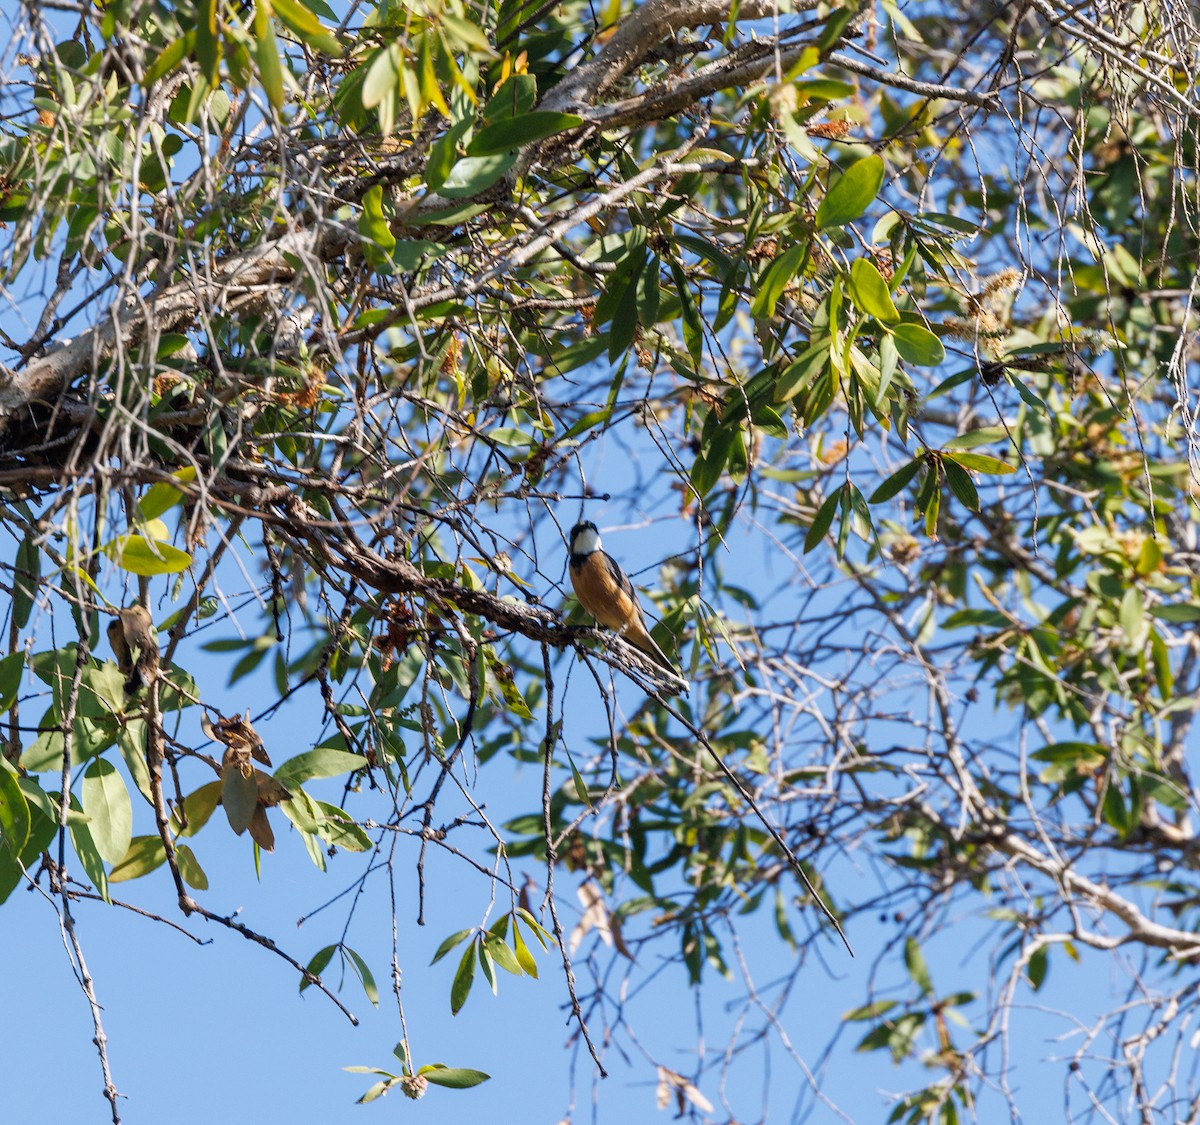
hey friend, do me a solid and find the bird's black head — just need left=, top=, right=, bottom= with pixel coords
left=569, top=521, right=600, bottom=554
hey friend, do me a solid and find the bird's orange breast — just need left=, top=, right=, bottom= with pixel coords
left=570, top=552, right=638, bottom=633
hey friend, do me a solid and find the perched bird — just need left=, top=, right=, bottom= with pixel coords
left=568, top=521, right=680, bottom=677
left=107, top=605, right=160, bottom=695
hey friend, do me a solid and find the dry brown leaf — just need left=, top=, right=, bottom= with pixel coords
left=655, top=1067, right=713, bottom=1115
left=254, top=771, right=292, bottom=807
left=247, top=805, right=276, bottom=852
left=570, top=879, right=612, bottom=955
left=202, top=710, right=271, bottom=765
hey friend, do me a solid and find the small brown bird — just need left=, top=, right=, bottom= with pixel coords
left=568, top=521, right=680, bottom=677
left=107, top=605, right=160, bottom=695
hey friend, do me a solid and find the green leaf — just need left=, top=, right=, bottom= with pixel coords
left=105, top=535, right=193, bottom=576
left=488, top=426, right=534, bottom=449
left=391, top=239, right=447, bottom=272
left=607, top=262, right=643, bottom=362
left=116, top=720, right=154, bottom=804
left=425, top=116, right=473, bottom=192
left=467, top=111, right=583, bottom=156
left=750, top=243, right=806, bottom=319
left=419, top=1065, right=491, bottom=1089
left=638, top=257, right=661, bottom=325
left=1119, top=586, right=1145, bottom=646
left=515, top=907, right=552, bottom=947
left=923, top=484, right=940, bottom=537
left=450, top=939, right=476, bottom=1014
left=869, top=458, right=922, bottom=503
left=944, top=451, right=1016, bottom=475
left=1011, top=375, right=1050, bottom=414
left=254, top=7, right=286, bottom=110
left=109, top=835, right=167, bottom=882
left=1028, top=946, right=1048, bottom=991
left=222, top=767, right=258, bottom=835
left=816, top=4, right=859, bottom=51
left=904, top=936, right=932, bottom=993
left=774, top=342, right=830, bottom=402
left=795, top=78, right=856, bottom=102
left=890, top=322, right=945, bottom=366
left=816, top=155, right=884, bottom=229
left=669, top=260, right=704, bottom=367
left=512, top=923, right=538, bottom=978
left=431, top=929, right=473, bottom=965
left=753, top=402, right=789, bottom=438
left=172, top=780, right=222, bottom=837
left=272, top=0, right=342, bottom=55
left=138, top=467, right=198, bottom=521
left=344, top=945, right=380, bottom=1006
left=82, top=758, right=133, bottom=865
left=69, top=816, right=110, bottom=903
left=943, top=608, right=1007, bottom=629
left=145, top=31, right=196, bottom=85
left=1150, top=628, right=1174, bottom=699
left=1030, top=742, right=1107, bottom=766
left=1102, top=783, right=1131, bottom=836
left=300, top=944, right=337, bottom=993
left=354, top=1078, right=397, bottom=1104
left=194, top=0, right=220, bottom=84
left=804, top=486, right=843, bottom=553
left=843, top=999, right=899, bottom=1022
left=362, top=43, right=401, bottom=111
left=568, top=753, right=593, bottom=809
left=438, top=11, right=494, bottom=53
left=274, top=748, right=366, bottom=786
left=86, top=661, right=129, bottom=718
left=0, top=765, right=30, bottom=857
left=314, top=801, right=371, bottom=851
left=13, top=536, right=40, bottom=629
left=358, top=183, right=396, bottom=267
left=849, top=258, right=900, bottom=322
left=942, top=459, right=979, bottom=512
left=482, top=933, right=523, bottom=976
left=477, top=940, right=496, bottom=993
left=280, top=785, right=324, bottom=834
left=943, top=427, right=1008, bottom=450
left=0, top=652, right=25, bottom=717
left=689, top=426, right=731, bottom=497
left=439, top=154, right=515, bottom=198
left=0, top=784, right=57, bottom=905
left=1150, top=604, right=1200, bottom=624
left=175, top=842, right=209, bottom=890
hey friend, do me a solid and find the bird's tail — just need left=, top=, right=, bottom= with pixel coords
left=626, top=619, right=684, bottom=681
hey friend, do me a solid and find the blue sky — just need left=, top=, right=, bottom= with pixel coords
left=0, top=4, right=1163, bottom=1120
left=0, top=562, right=1101, bottom=1125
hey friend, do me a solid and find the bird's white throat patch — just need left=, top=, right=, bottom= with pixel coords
left=572, top=525, right=601, bottom=554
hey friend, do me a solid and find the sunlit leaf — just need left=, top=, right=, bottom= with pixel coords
left=849, top=258, right=900, bottom=322
left=344, top=945, right=380, bottom=1006
left=450, top=940, right=476, bottom=1014
left=890, top=322, right=945, bottom=367
left=274, top=748, right=367, bottom=786
left=109, top=835, right=167, bottom=882
left=105, top=535, right=192, bottom=576
left=175, top=842, right=209, bottom=890
left=467, top=111, right=582, bottom=156
left=816, top=155, right=884, bottom=229
left=419, top=1065, right=491, bottom=1089
left=82, top=758, right=132, bottom=865
left=0, top=765, right=30, bottom=857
